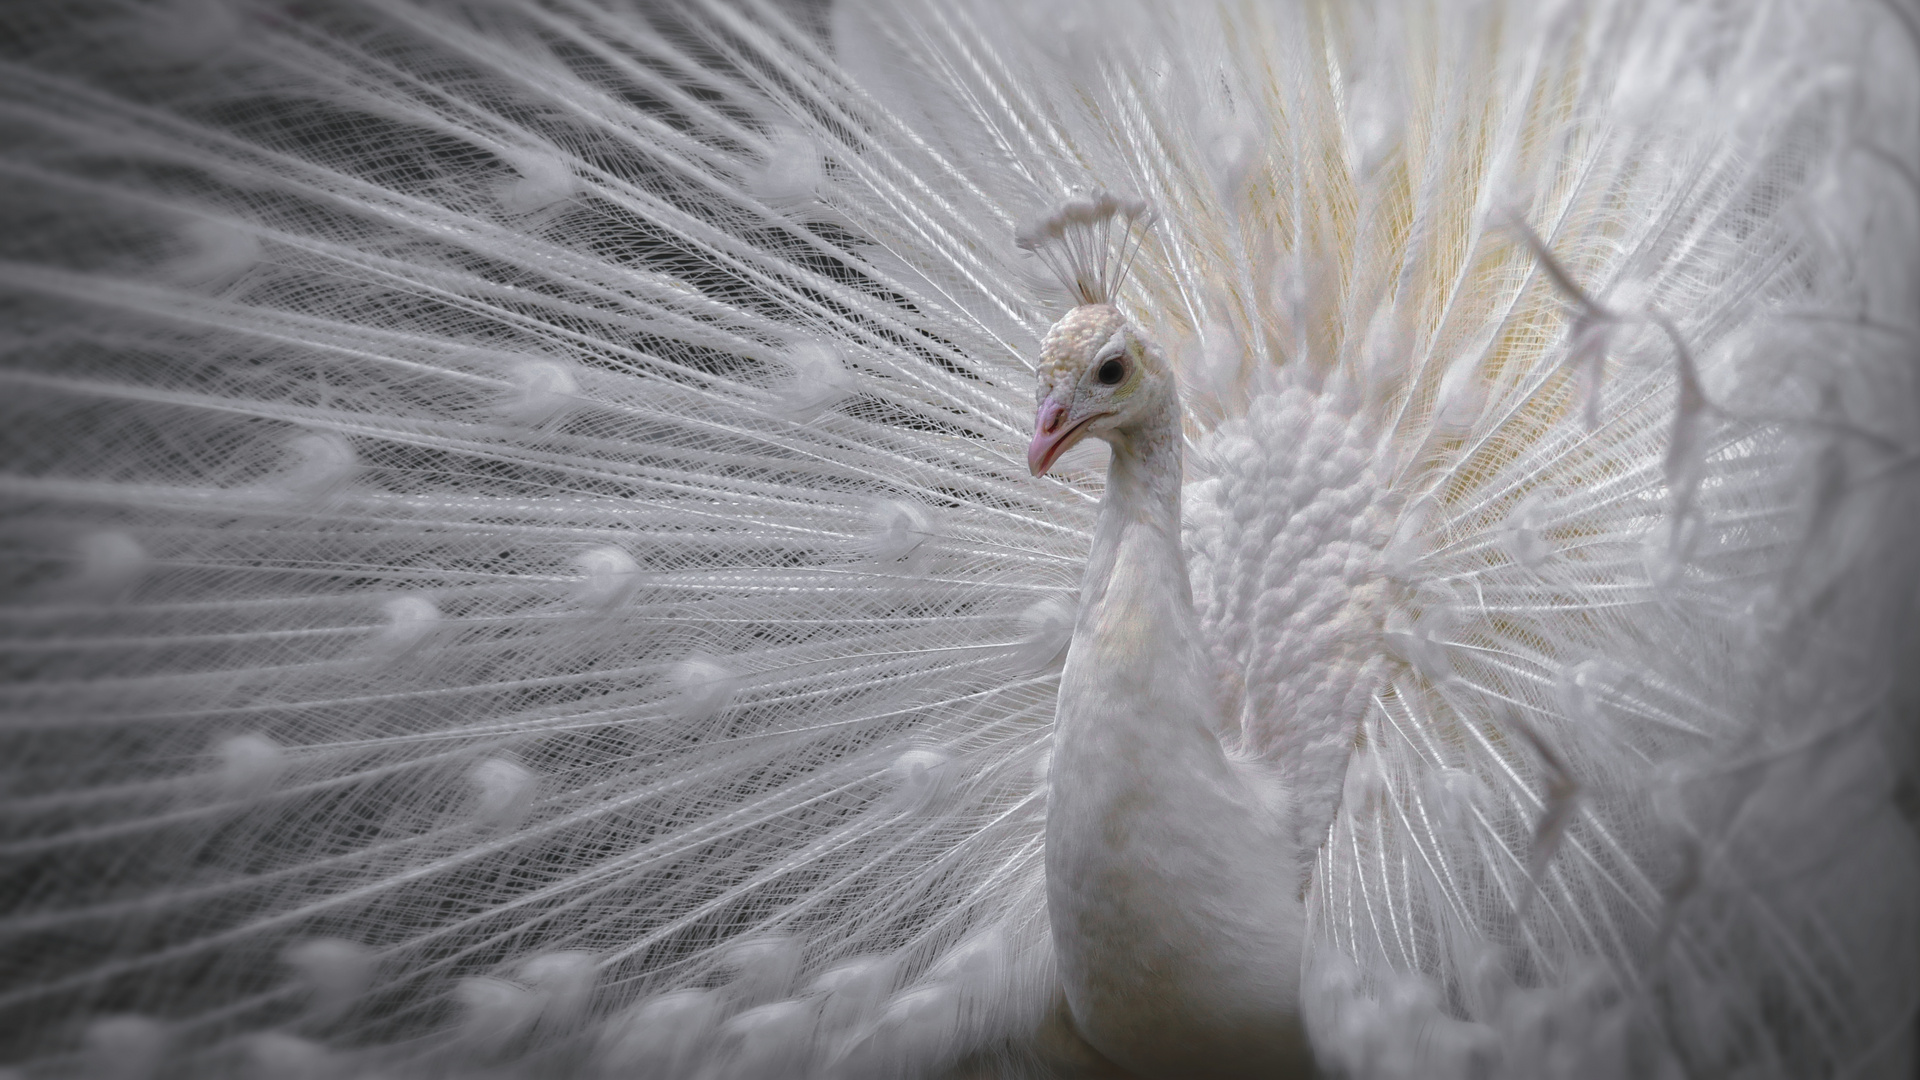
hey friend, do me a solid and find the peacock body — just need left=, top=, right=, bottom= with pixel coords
left=2, top=0, right=1918, bottom=1077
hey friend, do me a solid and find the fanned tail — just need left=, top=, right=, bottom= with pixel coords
left=2, top=1, right=1075, bottom=1074
left=1, top=0, right=1916, bottom=1078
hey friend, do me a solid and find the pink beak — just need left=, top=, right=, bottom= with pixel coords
left=1028, top=397, right=1088, bottom=476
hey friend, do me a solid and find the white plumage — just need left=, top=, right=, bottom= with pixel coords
left=1, top=0, right=1917, bottom=1077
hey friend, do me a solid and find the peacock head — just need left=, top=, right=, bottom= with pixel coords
left=1027, top=304, right=1171, bottom=476
left=1016, top=191, right=1163, bottom=476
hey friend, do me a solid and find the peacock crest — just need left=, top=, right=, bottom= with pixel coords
left=1015, top=190, right=1158, bottom=308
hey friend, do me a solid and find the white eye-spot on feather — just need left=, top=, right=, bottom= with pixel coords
left=215, top=733, right=286, bottom=797
left=66, top=531, right=149, bottom=601
left=571, top=546, right=643, bottom=610
left=1501, top=493, right=1554, bottom=571
left=518, top=950, right=598, bottom=1027
left=241, top=1033, right=332, bottom=1080
left=1201, top=114, right=1262, bottom=203
left=283, top=938, right=376, bottom=1021
left=495, top=358, right=579, bottom=426
left=270, top=431, right=356, bottom=498
left=163, top=217, right=259, bottom=291
left=1344, top=749, right=1390, bottom=807
left=716, top=1000, right=817, bottom=1080
left=1642, top=516, right=1697, bottom=588
left=1556, top=658, right=1623, bottom=728
left=750, top=128, right=824, bottom=208
left=838, top=984, right=961, bottom=1076
left=765, top=341, right=854, bottom=422
left=1360, top=298, right=1419, bottom=394
left=596, top=989, right=721, bottom=1076
left=1345, top=73, right=1404, bottom=177
left=469, top=758, right=536, bottom=829
left=1382, top=500, right=1434, bottom=581
left=454, top=976, right=542, bottom=1052
left=929, top=927, right=1007, bottom=995
left=718, top=936, right=801, bottom=1009
left=808, top=955, right=897, bottom=1035
left=886, top=749, right=955, bottom=814
left=368, top=595, right=441, bottom=662
left=1739, top=584, right=1793, bottom=651
left=1301, top=946, right=1366, bottom=1043
left=1433, top=355, right=1487, bottom=432
left=495, top=146, right=576, bottom=215
left=1423, top=767, right=1491, bottom=833
left=1010, top=594, right=1075, bottom=674
left=1186, top=318, right=1246, bottom=414
left=1383, top=601, right=1455, bottom=683
left=663, top=656, right=737, bottom=723
left=863, top=499, right=936, bottom=571
left=1448, top=932, right=1515, bottom=1019
left=83, top=1015, right=167, bottom=1080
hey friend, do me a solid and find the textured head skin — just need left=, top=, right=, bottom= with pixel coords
left=1029, top=305, right=1171, bottom=475
left=1036, top=305, right=1127, bottom=388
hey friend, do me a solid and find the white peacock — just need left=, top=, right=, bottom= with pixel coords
left=0, top=0, right=1916, bottom=1078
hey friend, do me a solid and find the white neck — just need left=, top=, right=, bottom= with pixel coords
left=1077, top=396, right=1188, bottom=618
left=1044, top=383, right=1311, bottom=1078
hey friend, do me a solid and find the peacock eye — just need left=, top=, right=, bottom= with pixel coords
left=1096, top=357, right=1126, bottom=385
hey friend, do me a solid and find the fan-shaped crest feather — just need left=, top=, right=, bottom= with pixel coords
left=1015, top=191, right=1157, bottom=307
left=1, top=0, right=1917, bottom=1078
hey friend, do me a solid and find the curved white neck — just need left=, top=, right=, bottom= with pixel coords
left=1045, top=386, right=1310, bottom=1077
left=1078, top=398, right=1188, bottom=618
